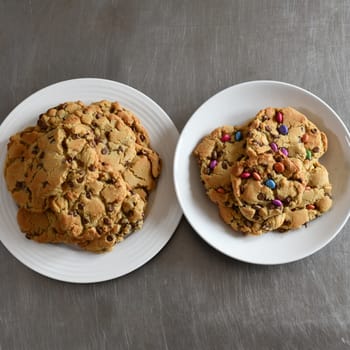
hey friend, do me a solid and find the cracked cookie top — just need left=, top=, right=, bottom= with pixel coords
left=4, top=100, right=161, bottom=252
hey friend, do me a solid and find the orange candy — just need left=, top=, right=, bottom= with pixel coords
left=252, top=172, right=261, bottom=181
left=273, top=162, right=285, bottom=173
left=306, top=204, right=315, bottom=210
left=301, top=134, right=309, bottom=143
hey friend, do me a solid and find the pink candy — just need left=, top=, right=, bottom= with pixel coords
left=209, top=160, right=218, bottom=169
left=276, top=111, right=283, bottom=123
left=240, top=172, right=251, bottom=179
left=270, top=142, right=278, bottom=152
left=281, top=147, right=289, bottom=157
left=221, top=134, right=231, bottom=142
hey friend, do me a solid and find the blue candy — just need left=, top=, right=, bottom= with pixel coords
left=265, top=179, right=276, bottom=189
left=278, top=124, right=288, bottom=135
left=235, top=130, right=243, bottom=141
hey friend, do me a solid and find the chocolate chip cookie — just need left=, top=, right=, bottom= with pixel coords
left=193, top=125, right=247, bottom=193
left=193, top=125, right=277, bottom=235
left=231, top=150, right=309, bottom=232
left=4, top=100, right=161, bottom=252
left=193, top=106, right=332, bottom=236
left=279, top=160, right=332, bottom=231
left=246, top=107, right=328, bottom=161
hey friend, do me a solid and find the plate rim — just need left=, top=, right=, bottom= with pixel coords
left=0, top=77, right=183, bottom=283
left=174, top=79, right=350, bottom=265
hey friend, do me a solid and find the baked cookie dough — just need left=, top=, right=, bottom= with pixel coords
left=278, top=160, right=332, bottom=231
left=246, top=107, right=328, bottom=161
left=193, top=125, right=247, bottom=193
left=4, top=100, right=161, bottom=252
left=231, top=151, right=308, bottom=232
left=193, top=107, right=332, bottom=236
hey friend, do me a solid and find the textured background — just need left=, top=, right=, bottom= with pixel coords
left=1, top=1, right=350, bottom=349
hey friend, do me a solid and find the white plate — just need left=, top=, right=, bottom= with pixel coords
left=174, top=80, right=350, bottom=265
left=0, top=78, right=182, bottom=283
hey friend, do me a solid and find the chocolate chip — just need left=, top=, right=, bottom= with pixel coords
left=140, top=135, right=145, bottom=141
left=42, top=181, right=49, bottom=188
left=66, top=156, right=73, bottom=163
left=86, top=191, right=92, bottom=199
left=96, top=226, right=103, bottom=235
left=283, top=196, right=292, bottom=206
left=88, top=165, right=96, bottom=171
left=312, top=146, right=320, bottom=153
left=212, top=151, right=217, bottom=160
left=77, top=177, right=84, bottom=183
left=32, top=146, right=39, bottom=155
left=257, top=193, right=266, bottom=200
left=37, top=118, right=48, bottom=130
left=101, top=147, right=108, bottom=155
left=265, top=125, right=271, bottom=132
left=311, top=128, right=317, bottom=134
left=106, top=235, right=114, bottom=242
left=106, top=204, right=114, bottom=212
left=95, top=113, right=102, bottom=119
left=39, top=152, right=45, bottom=159
left=253, top=214, right=260, bottom=220
left=222, top=162, right=228, bottom=169
left=77, top=203, right=84, bottom=210
left=245, top=220, right=253, bottom=227
left=103, top=217, right=110, bottom=225
left=94, top=137, right=101, bottom=144
left=15, top=181, right=25, bottom=190
left=275, top=155, right=283, bottom=162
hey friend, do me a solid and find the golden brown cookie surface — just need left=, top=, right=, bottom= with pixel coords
left=4, top=100, right=161, bottom=252
left=246, top=107, right=328, bottom=161
left=193, top=107, right=332, bottom=236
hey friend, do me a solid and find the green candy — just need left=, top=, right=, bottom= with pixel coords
left=306, top=149, right=312, bottom=160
